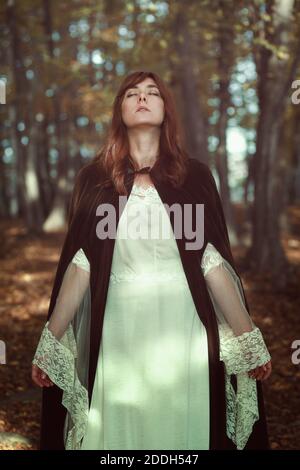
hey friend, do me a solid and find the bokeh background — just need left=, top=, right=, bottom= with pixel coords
left=0, top=0, right=300, bottom=450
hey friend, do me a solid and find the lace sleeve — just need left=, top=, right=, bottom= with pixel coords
left=71, top=248, right=90, bottom=273
left=201, top=242, right=271, bottom=449
left=45, top=251, right=90, bottom=340
left=201, top=242, right=270, bottom=366
left=32, top=249, right=91, bottom=449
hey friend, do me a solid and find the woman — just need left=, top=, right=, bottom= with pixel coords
left=32, top=71, right=272, bottom=450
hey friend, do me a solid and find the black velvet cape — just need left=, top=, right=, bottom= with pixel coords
left=38, top=156, right=270, bottom=450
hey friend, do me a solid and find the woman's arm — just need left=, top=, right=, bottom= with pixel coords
left=201, top=242, right=272, bottom=381
left=32, top=248, right=90, bottom=387
left=47, top=248, right=90, bottom=340
left=32, top=165, right=91, bottom=393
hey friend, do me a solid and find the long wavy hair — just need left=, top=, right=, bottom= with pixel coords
left=91, top=70, right=189, bottom=195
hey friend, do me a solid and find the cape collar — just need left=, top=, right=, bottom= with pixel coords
left=124, top=154, right=171, bottom=195
left=125, top=153, right=156, bottom=173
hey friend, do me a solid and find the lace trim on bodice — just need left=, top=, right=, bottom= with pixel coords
left=130, top=183, right=161, bottom=201
left=109, top=270, right=188, bottom=285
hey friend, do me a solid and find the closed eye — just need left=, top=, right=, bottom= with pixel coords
left=127, top=92, right=160, bottom=97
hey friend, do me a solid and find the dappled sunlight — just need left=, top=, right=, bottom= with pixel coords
left=83, top=406, right=102, bottom=430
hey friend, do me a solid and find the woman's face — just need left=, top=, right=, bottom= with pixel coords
left=121, top=77, right=165, bottom=130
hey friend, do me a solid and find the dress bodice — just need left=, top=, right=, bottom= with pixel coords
left=109, top=183, right=188, bottom=285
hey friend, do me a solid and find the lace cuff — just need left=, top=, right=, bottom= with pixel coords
left=201, top=242, right=271, bottom=449
left=219, top=324, right=271, bottom=449
left=219, top=324, right=271, bottom=375
left=219, top=310, right=271, bottom=450
left=32, top=321, right=89, bottom=450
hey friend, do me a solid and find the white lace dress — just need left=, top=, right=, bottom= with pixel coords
left=32, top=183, right=271, bottom=450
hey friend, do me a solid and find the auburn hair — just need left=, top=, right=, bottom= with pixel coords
left=91, top=70, right=189, bottom=195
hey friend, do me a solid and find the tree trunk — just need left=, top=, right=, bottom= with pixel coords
left=215, top=0, right=238, bottom=246
left=6, top=0, right=26, bottom=219
left=173, top=5, right=209, bottom=166
left=293, top=117, right=300, bottom=202
left=24, top=104, right=44, bottom=231
left=42, top=0, right=69, bottom=231
left=249, top=0, right=300, bottom=288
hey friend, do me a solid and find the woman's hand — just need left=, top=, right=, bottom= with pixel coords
left=248, top=360, right=272, bottom=381
left=32, top=364, right=54, bottom=387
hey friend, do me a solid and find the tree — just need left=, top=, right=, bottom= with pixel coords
left=248, top=0, right=300, bottom=287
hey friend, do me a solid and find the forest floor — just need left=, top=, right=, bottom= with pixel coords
left=0, top=209, right=300, bottom=450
